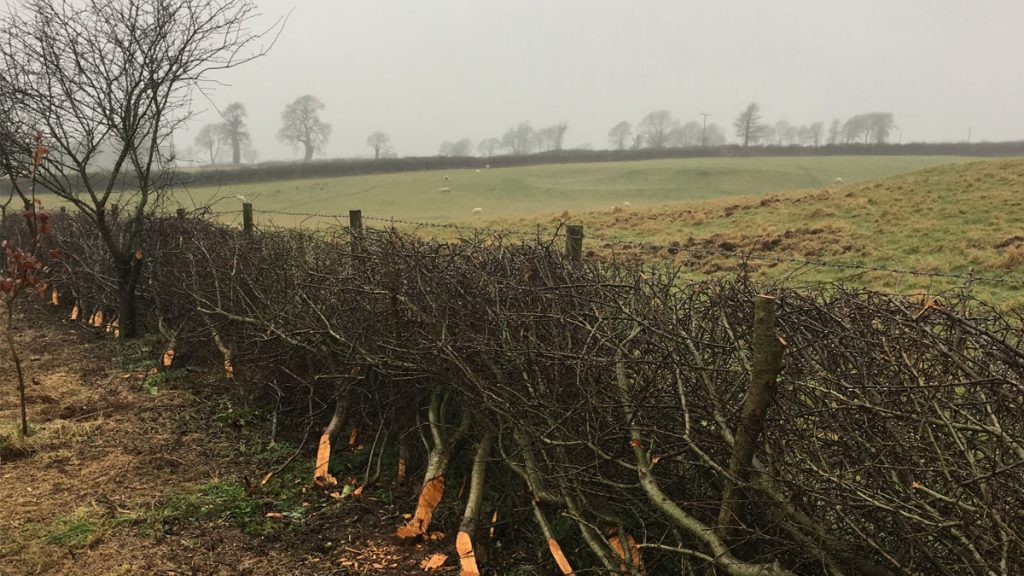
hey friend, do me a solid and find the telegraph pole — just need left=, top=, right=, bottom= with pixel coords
left=700, top=112, right=712, bottom=147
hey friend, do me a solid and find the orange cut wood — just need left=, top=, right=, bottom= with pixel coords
left=419, top=553, right=448, bottom=570
left=609, top=532, right=646, bottom=575
left=489, top=510, right=498, bottom=539
left=92, top=310, right=104, bottom=327
left=396, top=475, right=445, bottom=539
left=397, top=456, right=407, bottom=484
left=224, top=358, right=235, bottom=379
left=51, top=289, right=59, bottom=305
left=313, top=432, right=337, bottom=487
left=70, top=305, right=79, bottom=320
left=547, top=538, right=574, bottom=574
left=456, top=530, right=480, bottom=576
left=162, top=346, right=175, bottom=368
left=347, top=426, right=359, bottom=449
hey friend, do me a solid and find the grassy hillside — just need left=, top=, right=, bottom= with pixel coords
left=183, top=155, right=972, bottom=225
left=490, top=158, right=1024, bottom=305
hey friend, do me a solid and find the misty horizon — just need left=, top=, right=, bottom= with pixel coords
left=178, top=0, right=1024, bottom=163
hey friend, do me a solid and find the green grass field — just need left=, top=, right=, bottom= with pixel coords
left=180, top=155, right=973, bottom=226
left=171, top=154, right=1024, bottom=304
left=491, top=158, right=1024, bottom=305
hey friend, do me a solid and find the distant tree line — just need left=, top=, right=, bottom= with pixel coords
left=733, top=102, right=897, bottom=147
left=187, top=97, right=954, bottom=165
left=607, top=112, right=728, bottom=151
left=149, top=140, right=1024, bottom=190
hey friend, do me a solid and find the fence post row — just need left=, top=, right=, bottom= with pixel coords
left=242, top=202, right=253, bottom=236
left=566, top=224, right=584, bottom=263
left=176, top=208, right=186, bottom=221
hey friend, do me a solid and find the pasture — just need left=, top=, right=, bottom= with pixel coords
left=496, top=158, right=1024, bottom=304
left=179, top=155, right=973, bottom=224
left=176, top=154, right=1022, bottom=303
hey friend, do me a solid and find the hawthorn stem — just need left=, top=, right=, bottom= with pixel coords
left=5, top=298, right=28, bottom=436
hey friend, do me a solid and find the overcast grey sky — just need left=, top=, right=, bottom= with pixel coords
left=187, top=0, right=1024, bottom=161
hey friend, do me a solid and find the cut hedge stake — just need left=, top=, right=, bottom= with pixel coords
left=242, top=202, right=253, bottom=236
left=565, top=224, right=584, bottom=263
left=350, top=209, right=363, bottom=257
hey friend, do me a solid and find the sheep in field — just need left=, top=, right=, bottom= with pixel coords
left=472, top=207, right=483, bottom=216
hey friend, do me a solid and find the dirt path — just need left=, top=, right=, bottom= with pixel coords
left=0, top=307, right=454, bottom=575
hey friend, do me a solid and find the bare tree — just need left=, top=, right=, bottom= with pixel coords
left=242, top=141, right=260, bottom=164
left=476, top=138, right=501, bottom=157
left=773, top=120, right=794, bottom=145
left=866, top=112, right=896, bottom=144
left=449, top=138, right=474, bottom=157
left=537, top=123, right=568, bottom=151
left=194, top=124, right=222, bottom=165
left=438, top=141, right=454, bottom=156
left=0, top=0, right=279, bottom=337
left=667, top=121, right=702, bottom=147
left=277, top=95, right=332, bottom=162
left=827, top=119, right=842, bottom=145
left=501, top=122, right=535, bottom=155
left=366, top=131, right=391, bottom=160
left=733, top=102, right=765, bottom=147
left=637, top=110, right=677, bottom=149
left=807, top=121, right=824, bottom=146
left=704, top=122, right=727, bottom=147
left=608, top=121, right=632, bottom=150
left=220, top=103, right=251, bottom=165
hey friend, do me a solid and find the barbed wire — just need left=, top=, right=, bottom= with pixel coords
left=205, top=207, right=1024, bottom=288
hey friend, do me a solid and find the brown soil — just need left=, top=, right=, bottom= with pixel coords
left=0, top=306, right=456, bottom=575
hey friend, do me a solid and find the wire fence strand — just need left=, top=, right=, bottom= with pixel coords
left=207, top=207, right=1024, bottom=288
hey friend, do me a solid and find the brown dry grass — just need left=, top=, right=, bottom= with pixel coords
left=478, top=158, right=1024, bottom=308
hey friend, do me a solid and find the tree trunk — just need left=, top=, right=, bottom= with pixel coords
left=716, top=295, right=785, bottom=538
left=116, top=256, right=144, bottom=339
left=5, top=300, right=28, bottom=436
left=457, top=434, right=492, bottom=576
left=303, top=142, right=314, bottom=163
left=232, top=138, right=241, bottom=165
left=459, top=434, right=492, bottom=536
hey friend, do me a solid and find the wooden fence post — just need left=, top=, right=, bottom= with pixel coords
left=176, top=208, right=186, bottom=221
left=242, top=202, right=253, bottom=236
left=349, top=209, right=363, bottom=255
left=566, top=224, right=584, bottom=263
